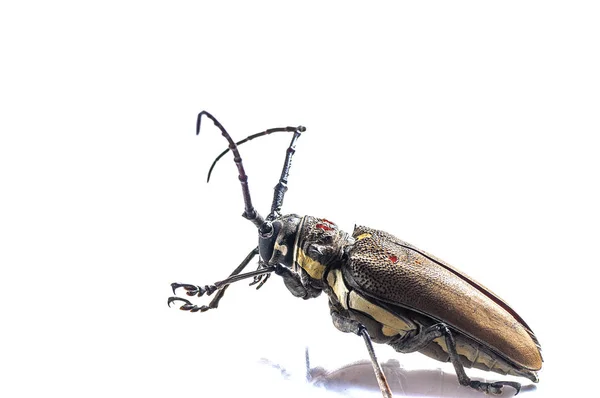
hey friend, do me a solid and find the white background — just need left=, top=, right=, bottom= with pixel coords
left=1, top=1, right=599, bottom=397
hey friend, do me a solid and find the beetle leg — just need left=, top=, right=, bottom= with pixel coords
left=389, top=324, right=446, bottom=353
left=391, top=324, right=521, bottom=395
left=360, top=326, right=393, bottom=398
left=330, top=306, right=363, bottom=334
left=256, top=272, right=271, bottom=289
left=276, top=266, right=321, bottom=299
left=249, top=260, right=272, bottom=290
left=168, top=267, right=275, bottom=312
left=167, top=297, right=207, bottom=312
left=170, top=282, right=217, bottom=297
left=329, top=306, right=392, bottom=398
left=169, top=247, right=259, bottom=312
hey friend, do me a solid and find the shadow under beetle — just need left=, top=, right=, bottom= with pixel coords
left=168, top=111, right=542, bottom=398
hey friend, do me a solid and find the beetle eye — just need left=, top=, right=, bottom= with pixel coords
left=321, top=234, right=333, bottom=244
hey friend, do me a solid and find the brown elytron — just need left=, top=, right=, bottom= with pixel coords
left=346, top=226, right=542, bottom=375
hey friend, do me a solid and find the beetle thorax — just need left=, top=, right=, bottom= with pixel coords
left=293, top=216, right=352, bottom=281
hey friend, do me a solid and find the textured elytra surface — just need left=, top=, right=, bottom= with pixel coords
left=346, top=226, right=543, bottom=372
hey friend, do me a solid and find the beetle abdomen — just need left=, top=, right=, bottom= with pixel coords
left=345, top=226, right=542, bottom=373
left=416, top=329, right=539, bottom=381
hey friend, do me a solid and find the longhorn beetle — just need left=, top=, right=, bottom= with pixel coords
left=168, top=111, right=542, bottom=397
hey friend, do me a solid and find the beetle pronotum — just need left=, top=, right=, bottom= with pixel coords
left=168, top=111, right=542, bottom=397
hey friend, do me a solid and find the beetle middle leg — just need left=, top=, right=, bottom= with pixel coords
left=169, top=247, right=259, bottom=312
left=390, top=323, right=521, bottom=395
left=329, top=304, right=393, bottom=398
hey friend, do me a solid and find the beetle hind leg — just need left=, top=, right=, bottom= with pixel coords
left=390, top=323, right=521, bottom=395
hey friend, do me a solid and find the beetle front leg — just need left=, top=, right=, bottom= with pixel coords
left=169, top=247, right=259, bottom=313
left=390, top=324, right=521, bottom=395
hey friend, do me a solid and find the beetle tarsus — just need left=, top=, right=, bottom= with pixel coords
left=249, top=274, right=261, bottom=286
left=168, top=255, right=277, bottom=314
left=167, top=297, right=211, bottom=313
left=249, top=262, right=273, bottom=289
left=171, top=282, right=198, bottom=296
left=173, top=247, right=261, bottom=311
left=169, top=283, right=217, bottom=313
left=469, top=380, right=521, bottom=395
left=249, top=271, right=271, bottom=289
left=255, top=272, right=271, bottom=289
left=171, top=282, right=218, bottom=297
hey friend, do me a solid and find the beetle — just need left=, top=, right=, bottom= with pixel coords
left=168, top=111, right=542, bottom=397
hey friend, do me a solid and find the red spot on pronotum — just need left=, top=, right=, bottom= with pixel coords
left=389, top=255, right=398, bottom=264
left=321, top=218, right=336, bottom=226
left=316, top=223, right=332, bottom=231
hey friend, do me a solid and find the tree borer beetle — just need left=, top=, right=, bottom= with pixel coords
left=168, top=111, right=542, bottom=397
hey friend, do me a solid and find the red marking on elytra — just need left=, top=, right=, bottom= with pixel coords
left=321, top=218, right=336, bottom=225
left=316, top=223, right=332, bottom=231
left=388, top=255, right=398, bottom=264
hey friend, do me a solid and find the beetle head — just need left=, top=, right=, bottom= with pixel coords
left=258, top=214, right=303, bottom=267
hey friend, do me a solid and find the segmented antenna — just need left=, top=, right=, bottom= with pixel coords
left=197, top=111, right=264, bottom=228
left=269, top=126, right=304, bottom=220
left=207, top=126, right=300, bottom=183
left=198, top=111, right=305, bottom=231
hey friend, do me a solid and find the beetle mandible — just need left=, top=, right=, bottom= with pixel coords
left=168, top=111, right=542, bottom=397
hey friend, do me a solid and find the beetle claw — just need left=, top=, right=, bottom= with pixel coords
left=167, top=296, right=209, bottom=312
left=167, top=296, right=190, bottom=308
left=493, top=381, right=521, bottom=395
left=171, top=282, right=199, bottom=296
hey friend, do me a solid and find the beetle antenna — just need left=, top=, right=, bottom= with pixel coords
left=269, top=126, right=305, bottom=220
left=197, top=111, right=265, bottom=228
left=207, top=126, right=302, bottom=183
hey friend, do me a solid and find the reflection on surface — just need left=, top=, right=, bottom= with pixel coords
left=260, top=356, right=535, bottom=397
